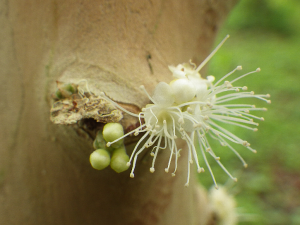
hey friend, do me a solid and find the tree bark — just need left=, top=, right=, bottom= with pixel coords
left=0, top=0, right=237, bottom=224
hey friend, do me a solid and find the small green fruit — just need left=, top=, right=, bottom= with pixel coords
left=102, top=123, right=124, bottom=148
left=89, top=149, right=110, bottom=170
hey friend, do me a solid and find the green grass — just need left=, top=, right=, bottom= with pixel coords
left=198, top=1, right=300, bottom=224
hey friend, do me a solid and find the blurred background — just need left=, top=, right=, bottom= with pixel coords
left=199, top=0, right=300, bottom=224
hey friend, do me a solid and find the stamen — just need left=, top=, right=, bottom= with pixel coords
left=196, top=34, right=230, bottom=73
left=128, top=130, right=151, bottom=165
left=165, top=138, right=174, bottom=173
left=214, top=65, right=241, bottom=86
left=151, top=135, right=163, bottom=171
left=230, top=68, right=260, bottom=84
left=172, top=148, right=181, bottom=176
left=99, top=92, right=140, bottom=118
left=139, top=85, right=157, bottom=104
left=163, top=120, right=174, bottom=139
left=197, top=133, right=219, bottom=189
left=106, top=124, right=146, bottom=147
left=184, top=148, right=192, bottom=187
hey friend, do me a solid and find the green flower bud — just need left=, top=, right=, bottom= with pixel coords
left=55, top=89, right=63, bottom=99
left=110, top=146, right=130, bottom=173
left=102, top=123, right=124, bottom=148
left=93, top=131, right=107, bottom=150
left=63, top=83, right=77, bottom=94
left=54, top=82, right=78, bottom=99
left=89, top=149, right=110, bottom=170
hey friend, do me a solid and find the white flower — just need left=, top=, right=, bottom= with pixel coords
left=208, top=186, right=237, bottom=225
left=101, top=35, right=270, bottom=187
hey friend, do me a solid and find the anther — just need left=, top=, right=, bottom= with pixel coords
left=165, top=168, right=169, bottom=173
left=197, top=168, right=205, bottom=173
left=193, top=123, right=202, bottom=128
left=178, top=117, right=184, bottom=124
left=256, top=68, right=261, bottom=72
left=150, top=167, right=155, bottom=173
left=130, top=173, right=135, bottom=178
left=225, top=81, right=233, bottom=88
left=206, top=102, right=213, bottom=107
left=237, top=65, right=242, bottom=70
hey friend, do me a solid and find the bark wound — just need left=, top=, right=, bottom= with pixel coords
left=50, top=81, right=143, bottom=142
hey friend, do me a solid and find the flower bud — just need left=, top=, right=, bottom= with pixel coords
left=54, top=82, right=78, bottom=99
left=89, top=149, right=110, bottom=170
left=102, top=123, right=124, bottom=148
left=93, top=131, right=107, bottom=150
left=169, top=78, right=196, bottom=104
left=152, top=82, right=175, bottom=106
left=110, top=146, right=130, bottom=173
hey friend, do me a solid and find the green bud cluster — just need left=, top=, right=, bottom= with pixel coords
left=89, top=123, right=130, bottom=173
left=54, top=82, right=78, bottom=99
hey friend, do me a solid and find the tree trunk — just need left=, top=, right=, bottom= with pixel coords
left=0, top=0, right=237, bottom=224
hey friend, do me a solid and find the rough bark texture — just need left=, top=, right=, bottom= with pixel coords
left=0, top=0, right=237, bottom=224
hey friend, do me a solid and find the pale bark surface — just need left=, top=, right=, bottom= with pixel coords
left=0, top=0, right=237, bottom=224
